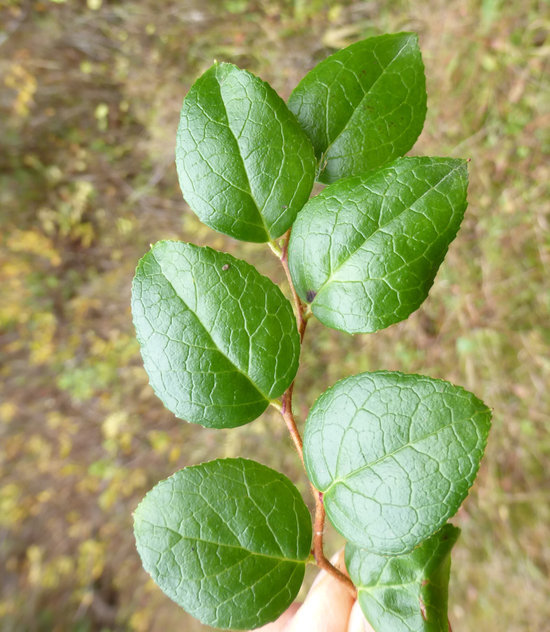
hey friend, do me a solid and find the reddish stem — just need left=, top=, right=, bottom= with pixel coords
left=279, top=229, right=307, bottom=342
left=274, top=229, right=357, bottom=599
left=281, top=386, right=303, bottom=465
left=313, top=491, right=357, bottom=598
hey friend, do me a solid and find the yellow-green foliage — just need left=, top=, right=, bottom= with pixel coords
left=1, top=1, right=548, bottom=630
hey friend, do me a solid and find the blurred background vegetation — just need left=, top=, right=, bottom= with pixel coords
left=1, top=0, right=549, bottom=630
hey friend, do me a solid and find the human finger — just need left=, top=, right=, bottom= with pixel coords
left=284, top=549, right=355, bottom=632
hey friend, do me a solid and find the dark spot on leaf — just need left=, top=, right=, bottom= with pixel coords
left=222, top=264, right=230, bottom=271
left=306, top=290, right=317, bottom=302
left=282, top=205, right=288, bottom=209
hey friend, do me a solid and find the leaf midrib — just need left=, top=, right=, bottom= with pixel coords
left=213, top=66, right=271, bottom=240
left=358, top=579, right=422, bottom=592
left=143, top=521, right=305, bottom=565
left=319, top=35, right=413, bottom=166
left=353, top=554, right=424, bottom=592
left=152, top=251, right=269, bottom=403
left=323, top=407, right=488, bottom=494
left=312, top=161, right=463, bottom=303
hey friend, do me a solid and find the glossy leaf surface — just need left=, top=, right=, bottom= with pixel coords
left=288, top=32, right=426, bottom=183
left=289, top=157, right=468, bottom=334
left=346, top=525, right=459, bottom=631
left=303, top=371, right=491, bottom=554
left=134, top=458, right=312, bottom=630
left=176, top=62, right=316, bottom=242
left=132, top=241, right=300, bottom=428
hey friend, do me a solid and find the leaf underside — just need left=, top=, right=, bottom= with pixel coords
left=346, top=524, right=460, bottom=632
left=303, top=371, right=491, bottom=555
left=288, top=32, right=426, bottom=183
left=134, top=458, right=312, bottom=630
left=176, top=62, right=316, bottom=242
left=288, top=156, right=469, bottom=334
left=131, top=241, right=300, bottom=428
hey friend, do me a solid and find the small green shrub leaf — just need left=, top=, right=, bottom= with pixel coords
left=346, top=525, right=460, bottom=632
left=303, top=371, right=491, bottom=555
left=288, top=32, right=426, bottom=183
left=134, top=458, right=312, bottom=630
left=131, top=241, right=300, bottom=428
left=176, top=62, right=316, bottom=242
left=288, top=157, right=468, bottom=334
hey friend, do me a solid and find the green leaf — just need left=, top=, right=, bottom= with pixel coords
left=134, top=458, right=312, bottom=630
left=288, top=157, right=468, bottom=334
left=131, top=241, right=300, bottom=428
left=303, top=371, right=491, bottom=555
left=176, top=62, right=316, bottom=242
left=346, top=525, right=460, bottom=632
left=288, top=32, right=426, bottom=183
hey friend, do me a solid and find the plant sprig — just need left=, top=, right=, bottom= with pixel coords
left=131, top=32, right=491, bottom=631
